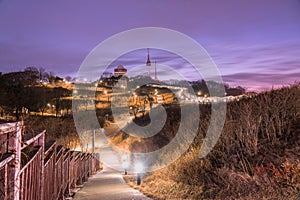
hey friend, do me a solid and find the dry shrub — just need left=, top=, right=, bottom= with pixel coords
left=24, top=115, right=80, bottom=149
left=142, top=83, right=300, bottom=199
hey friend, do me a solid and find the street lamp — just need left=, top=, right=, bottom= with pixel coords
left=104, top=90, right=109, bottom=102
left=135, top=162, right=144, bottom=185
left=134, top=94, right=137, bottom=105
left=122, top=155, right=129, bottom=175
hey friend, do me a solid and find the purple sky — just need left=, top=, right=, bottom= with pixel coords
left=0, top=0, right=300, bottom=91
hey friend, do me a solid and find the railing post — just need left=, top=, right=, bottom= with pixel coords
left=95, top=153, right=100, bottom=171
left=65, top=150, right=71, bottom=197
left=8, top=122, right=22, bottom=200
left=34, top=131, right=45, bottom=200
left=92, top=129, right=95, bottom=153
left=77, top=154, right=83, bottom=186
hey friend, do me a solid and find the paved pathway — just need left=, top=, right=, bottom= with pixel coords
left=73, top=166, right=151, bottom=200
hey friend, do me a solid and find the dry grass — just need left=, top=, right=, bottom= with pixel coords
left=122, top=83, right=300, bottom=199
left=24, top=115, right=81, bottom=149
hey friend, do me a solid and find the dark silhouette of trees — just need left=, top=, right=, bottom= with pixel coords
left=226, top=86, right=246, bottom=96
left=1, top=68, right=37, bottom=117
left=24, top=67, right=39, bottom=84
left=190, top=80, right=245, bottom=97
left=38, top=67, right=50, bottom=83
left=35, top=86, right=48, bottom=116
left=60, top=99, right=72, bottom=115
left=47, top=72, right=56, bottom=84
left=53, top=87, right=71, bottom=117
left=64, top=76, right=72, bottom=82
left=0, top=68, right=71, bottom=119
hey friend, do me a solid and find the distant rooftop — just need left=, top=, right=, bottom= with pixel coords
left=114, top=65, right=127, bottom=72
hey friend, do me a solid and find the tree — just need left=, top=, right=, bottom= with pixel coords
left=0, top=72, right=29, bottom=119
left=5, top=83, right=26, bottom=120
left=47, top=72, right=56, bottom=84
left=64, top=76, right=72, bottom=82
left=53, top=87, right=71, bottom=117
left=38, top=67, right=49, bottom=83
left=60, top=99, right=72, bottom=115
left=226, top=86, right=246, bottom=96
left=35, top=87, right=48, bottom=116
left=55, top=76, right=63, bottom=84
left=23, top=86, right=37, bottom=114
left=24, top=66, right=39, bottom=84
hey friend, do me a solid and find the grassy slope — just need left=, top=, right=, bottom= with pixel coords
left=121, top=84, right=300, bottom=200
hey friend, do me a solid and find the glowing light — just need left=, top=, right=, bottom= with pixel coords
left=122, top=155, right=129, bottom=169
left=135, top=162, right=144, bottom=173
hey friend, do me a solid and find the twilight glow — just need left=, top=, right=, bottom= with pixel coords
left=0, top=0, right=299, bottom=91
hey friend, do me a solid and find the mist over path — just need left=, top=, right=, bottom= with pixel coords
left=74, top=166, right=151, bottom=200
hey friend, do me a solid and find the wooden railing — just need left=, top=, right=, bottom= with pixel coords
left=0, top=121, right=100, bottom=200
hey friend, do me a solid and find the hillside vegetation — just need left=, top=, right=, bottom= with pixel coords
left=122, top=84, right=300, bottom=200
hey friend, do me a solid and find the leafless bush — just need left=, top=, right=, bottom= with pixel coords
left=142, top=83, right=300, bottom=199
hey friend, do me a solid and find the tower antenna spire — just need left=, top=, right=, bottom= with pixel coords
left=146, top=48, right=151, bottom=77
left=154, top=60, right=158, bottom=80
